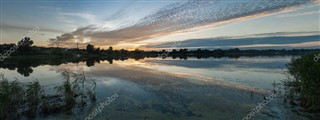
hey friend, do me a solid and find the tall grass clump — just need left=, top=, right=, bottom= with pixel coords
left=0, top=74, right=25, bottom=119
left=0, top=70, right=96, bottom=119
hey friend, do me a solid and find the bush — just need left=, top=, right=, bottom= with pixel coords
left=286, top=52, right=320, bottom=112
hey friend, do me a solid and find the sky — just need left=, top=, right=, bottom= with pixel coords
left=0, top=0, right=319, bottom=50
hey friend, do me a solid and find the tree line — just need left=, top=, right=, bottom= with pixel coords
left=0, top=37, right=319, bottom=59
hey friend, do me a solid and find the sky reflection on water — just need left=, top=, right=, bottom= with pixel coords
left=0, top=56, right=292, bottom=119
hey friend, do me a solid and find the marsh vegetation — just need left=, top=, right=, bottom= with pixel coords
left=0, top=71, right=96, bottom=119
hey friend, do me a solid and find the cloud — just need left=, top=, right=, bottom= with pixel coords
left=39, top=6, right=96, bottom=21
left=104, top=1, right=135, bottom=21
left=60, top=12, right=96, bottom=22
left=277, top=10, right=320, bottom=17
left=145, top=32, right=320, bottom=49
left=0, top=22, right=67, bottom=33
left=235, top=41, right=320, bottom=49
left=49, top=0, right=318, bottom=48
left=235, top=31, right=320, bottom=38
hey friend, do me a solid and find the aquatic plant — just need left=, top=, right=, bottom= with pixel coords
left=0, top=74, right=25, bottom=119
left=0, top=71, right=97, bottom=119
left=25, top=80, right=43, bottom=118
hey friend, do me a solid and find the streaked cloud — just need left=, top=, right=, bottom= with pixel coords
left=277, top=10, right=320, bottom=17
left=236, top=41, right=320, bottom=48
left=0, top=22, right=67, bottom=33
left=145, top=32, right=320, bottom=50
left=60, top=12, right=96, bottom=22
left=49, top=0, right=318, bottom=48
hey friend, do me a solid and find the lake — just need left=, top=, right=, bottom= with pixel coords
left=0, top=56, right=306, bottom=120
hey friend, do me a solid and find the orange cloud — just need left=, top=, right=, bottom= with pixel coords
left=49, top=0, right=318, bottom=49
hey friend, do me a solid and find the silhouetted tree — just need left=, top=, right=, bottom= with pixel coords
left=172, top=49, right=177, bottom=54
left=107, top=46, right=113, bottom=54
left=179, top=49, right=188, bottom=54
left=95, top=47, right=100, bottom=54
left=86, top=44, right=95, bottom=54
left=229, top=48, right=240, bottom=53
left=120, top=49, right=127, bottom=56
left=133, top=49, right=144, bottom=54
left=18, top=37, right=34, bottom=54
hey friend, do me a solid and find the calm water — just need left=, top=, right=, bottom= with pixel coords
left=0, top=56, right=304, bottom=120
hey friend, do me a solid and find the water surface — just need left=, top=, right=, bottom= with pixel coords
left=0, top=56, right=303, bottom=120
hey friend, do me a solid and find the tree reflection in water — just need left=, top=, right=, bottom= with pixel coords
left=0, top=71, right=96, bottom=119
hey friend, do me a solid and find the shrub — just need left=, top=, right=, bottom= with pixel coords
left=285, top=52, right=320, bottom=112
